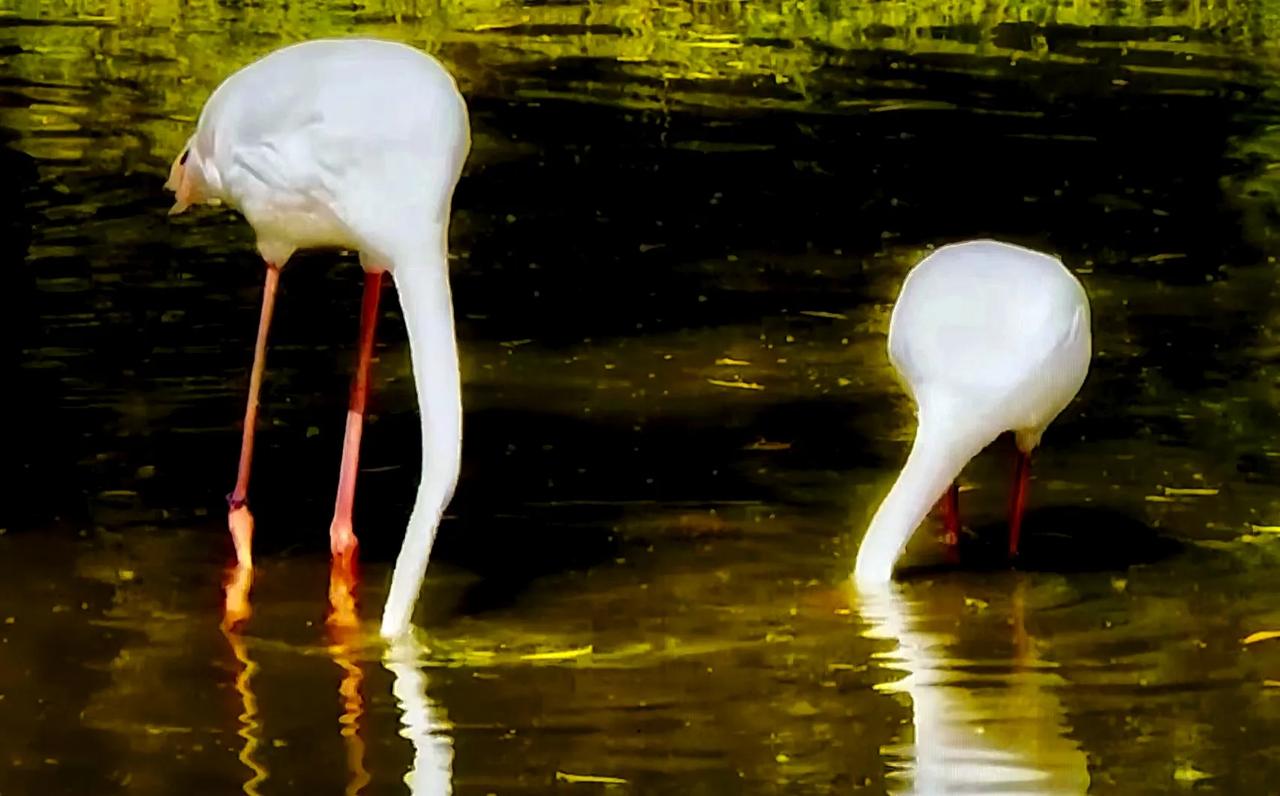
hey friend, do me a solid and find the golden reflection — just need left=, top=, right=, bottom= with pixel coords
left=221, top=561, right=267, bottom=795
left=222, top=624, right=268, bottom=796
left=384, top=640, right=455, bottom=795
left=326, top=559, right=371, bottom=796
left=857, top=580, right=1090, bottom=794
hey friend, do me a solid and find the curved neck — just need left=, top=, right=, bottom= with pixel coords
left=380, top=233, right=462, bottom=638
left=854, top=399, right=992, bottom=588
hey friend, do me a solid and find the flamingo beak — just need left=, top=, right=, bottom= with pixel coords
left=165, top=151, right=195, bottom=216
left=167, top=179, right=193, bottom=216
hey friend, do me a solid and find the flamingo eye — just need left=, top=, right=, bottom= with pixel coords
left=179, top=149, right=189, bottom=166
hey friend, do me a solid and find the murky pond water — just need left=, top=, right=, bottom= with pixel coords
left=6, top=0, right=1280, bottom=793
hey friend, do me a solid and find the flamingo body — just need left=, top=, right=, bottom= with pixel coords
left=170, top=38, right=469, bottom=264
left=167, top=38, right=470, bottom=637
left=854, top=240, right=1091, bottom=587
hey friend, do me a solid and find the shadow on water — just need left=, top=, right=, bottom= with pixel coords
left=897, top=505, right=1186, bottom=579
left=0, top=139, right=40, bottom=531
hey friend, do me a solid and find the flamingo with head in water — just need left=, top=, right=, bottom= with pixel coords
left=854, top=239, right=1092, bottom=588
left=165, top=38, right=470, bottom=638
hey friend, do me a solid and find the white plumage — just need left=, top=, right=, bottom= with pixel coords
left=854, top=240, right=1091, bottom=587
left=167, top=38, right=471, bottom=638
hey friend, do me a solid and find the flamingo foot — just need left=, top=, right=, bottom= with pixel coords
left=223, top=563, right=253, bottom=631
left=330, top=519, right=359, bottom=561
left=228, top=503, right=254, bottom=569
left=327, top=554, right=360, bottom=630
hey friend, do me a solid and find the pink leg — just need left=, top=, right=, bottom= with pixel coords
left=329, top=270, right=384, bottom=561
left=227, top=263, right=281, bottom=569
left=941, top=482, right=960, bottom=562
left=1009, top=449, right=1032, bottom=557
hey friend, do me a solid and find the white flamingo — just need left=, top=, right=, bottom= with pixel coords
left=854, top=240, right=1091, bottom=587
left=166, top=38, right=470, bottom=637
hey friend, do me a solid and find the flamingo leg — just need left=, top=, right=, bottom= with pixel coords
left=227, top=263, right=281, bottom=569
left=1009, top=449, right=1032, bottom=557
left=329, top=270, right=384, bottom=562
left=941, top=482, right=960, bottom=562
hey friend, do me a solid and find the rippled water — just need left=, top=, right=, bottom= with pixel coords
left=6, top=1, right=1280, bottom=793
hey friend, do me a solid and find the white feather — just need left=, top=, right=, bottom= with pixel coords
left=181, top=38, right=471, bottom=637
left=854, top=240, right=1092, bottom=587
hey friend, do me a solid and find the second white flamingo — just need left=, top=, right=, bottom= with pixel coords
left=854, top=240, right=1092, bottom=587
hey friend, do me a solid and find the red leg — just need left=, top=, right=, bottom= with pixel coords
left=227, top=263, right=281, bottom=569
left=329, top=270, right=384, bottom=561
left=1009, top=449, right=1032, bottom=557
left=941, top=482, right=960, bottom=563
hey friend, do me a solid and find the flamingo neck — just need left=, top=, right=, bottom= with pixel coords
left=380, top=233, right=462, bottom=638
left=854, top=398, right=993, bottom=588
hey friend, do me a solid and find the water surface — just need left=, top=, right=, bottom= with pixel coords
left=4, top=1, right=1280, bottom=793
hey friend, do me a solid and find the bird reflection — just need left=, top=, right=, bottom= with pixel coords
left=859, top=579, right=1090, bottom=795
left=221, top=618, right=268, bottom=796
left=220, top=556, right=453, bottom=794
left=384, top=640, right=455, bottom=795
left=330, top=558, right=455, bottom=795
left=327, top=559, right=371, bottom=796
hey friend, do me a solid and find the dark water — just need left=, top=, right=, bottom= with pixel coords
left=5, top=1, right=1280, bottom=793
